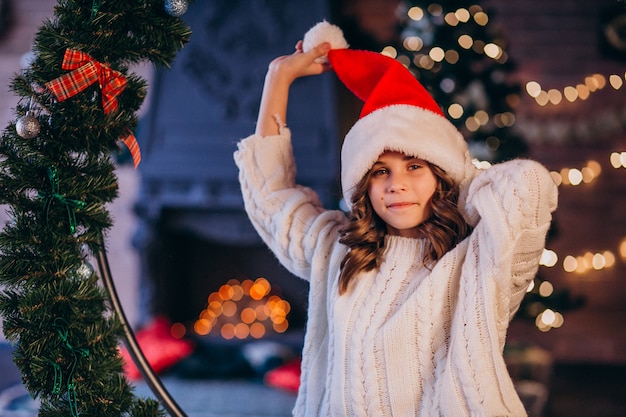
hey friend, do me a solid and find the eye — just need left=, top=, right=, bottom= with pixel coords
left=408, top=163, right=423, bottom=171
left=372, top=167, right=388, bottom=176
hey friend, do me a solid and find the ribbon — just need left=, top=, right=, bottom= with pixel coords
left=39, top=166, right=87, bottom=234
left=121, top=131, right=141, bottom=168
left=91, top=0, right=102, bottom=19
left=52, top=317, right=90, bottom=417
left=45, top=49, right=127, bottom=114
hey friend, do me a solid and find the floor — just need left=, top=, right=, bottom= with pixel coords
left=1, top=341, right=625, bottom=417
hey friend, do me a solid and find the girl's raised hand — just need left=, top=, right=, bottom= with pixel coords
left=267, top=41, right=331, bottom=84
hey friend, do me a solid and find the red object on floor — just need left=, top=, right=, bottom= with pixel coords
left=119, top=316, right=194, bottom=380
left=264, top=358, right=302, bottom=393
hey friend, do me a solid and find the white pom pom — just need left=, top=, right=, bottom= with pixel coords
left=302, top=20, right=349, bottom=63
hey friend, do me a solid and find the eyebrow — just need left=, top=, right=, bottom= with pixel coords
left=373, top=155, right=422, bottom=165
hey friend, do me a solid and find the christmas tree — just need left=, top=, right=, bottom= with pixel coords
left=0, top=0, right=192, bottom=415
left=391, top=1, right=581, bottom=328
left=394, top=0, right=528, bottom=162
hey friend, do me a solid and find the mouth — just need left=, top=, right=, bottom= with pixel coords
left=387, top=202, right=415, bottom=209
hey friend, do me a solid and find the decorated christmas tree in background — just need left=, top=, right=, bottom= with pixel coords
left=0, top=0, right=192, bottom=415
left=393, top=0, right=527, bottom=162
left=390, top=0, right=582, bottom=328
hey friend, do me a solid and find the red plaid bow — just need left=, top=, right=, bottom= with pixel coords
left=45, top=49, right=127, bottom=114
left=121, top=131, right=141, bottom=169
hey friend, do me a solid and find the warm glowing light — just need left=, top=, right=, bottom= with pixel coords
left=444, top=12, right=459, bottom=26
left=525, top=81, right=542, bottom=98
left=535, top=91, right=549, bottom=106
left=552, top=312, right=564, bottom=328
left=590, top=73, right=606, bottom=89
left=403, top=36, right=423, bottom=51
left=218, top=284, right=234, bottom=300
left=499, top=112, right=515, bottom=127
left=234, top=323, right=250, bottom=339
left=483, top=43, right=502, bottom=59
left=550, top=171, right=563, bottom=186
left=408, top=6, right=424, bottom=21
left=458, top=34, right=473, bottom=49
left=255, top=304, right=269, bottom=321
left=429, top=47, right=445, bottom=62
left=465, top=116, right=480, bottom=132
left=547, top=89, right=562, bottom=105
left=171, top=322, right=187, bottom=339
left=273, top=320, right=289, bottom=333
left=194, top=319, right=212, bottom=336
left=473, top=110, right=488, bottom=126
left=576, top=84, right=590, bottom=100
left=473, top=11, right=488, bottom=26
left=427, top=3, right=443, bottom=16
left=198, top=277, right=292, bottom=339
left=563, top=86, right=578, bottom=102
left=603, top=251, right=616, bottom=268
left=472, top=40, right=485, bottom=54
left=528, top=72, right=621, bottom=107
left=250, top=322, right=266, bottom=339
left=540, top=249, right=558, bottom=267
left=240, top=307, right=256, bottom=324
left=563, top=255, right=577, bottom=272
left=581, top=167, right=594, bottom=183
left=586, top=159, right=602, bottom=177
left=381, top=46, right=397, bottom=58
left=620, top=239, right=626, bottom=259
left=539, top=281, right=554, bottom=297
left=416, top=54, right=434, bottom=70
left=567, top=168, right=583, bottom=185
left=444, top=49, right=459, bottom=64
left=609, top=74, right=623, bottom=89
left=540, top=309, right=556, bottom=326
left=610, top=152, right=626, bottom=168
left=222, top=300, right=237, bottom=317
left=221, top=323, right=236, bottom=339
left=455, top=8, right=470, bottom=23
left=448, top=103, right=464, bottom=119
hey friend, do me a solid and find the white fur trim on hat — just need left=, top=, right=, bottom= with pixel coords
left=341, top=105, right=471, bottom=207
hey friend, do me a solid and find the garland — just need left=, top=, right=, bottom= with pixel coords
left=0, top=1, right=192, bottom=415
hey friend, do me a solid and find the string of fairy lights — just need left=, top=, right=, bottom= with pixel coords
left=525, top=73, right=625, bottom=107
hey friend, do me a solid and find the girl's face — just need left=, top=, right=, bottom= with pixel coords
left=367, top=151, right=438, bottom=238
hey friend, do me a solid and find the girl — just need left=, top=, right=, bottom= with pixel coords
left=234, top=22, right=557, bottom=417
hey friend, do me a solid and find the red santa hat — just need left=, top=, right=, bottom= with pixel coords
left=303, top=21, right=473, bottom=208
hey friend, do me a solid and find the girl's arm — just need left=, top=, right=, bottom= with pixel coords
left=235, top=42, right=346, bottom=281
left=464, top=159, right=558, bottom=318
left=255, top=41, right=330, bottom=136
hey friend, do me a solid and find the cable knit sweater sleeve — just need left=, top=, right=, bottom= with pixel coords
left=234, top=129, right=348, bottom=281
left=464, top=159, right=558, bottom=327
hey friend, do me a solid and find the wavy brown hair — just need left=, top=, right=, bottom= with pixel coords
left=337, top=162, right=472, bottom=294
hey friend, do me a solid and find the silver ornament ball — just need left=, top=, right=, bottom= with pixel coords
left=72, top=261, right=95, bottom=280
left=164, top=0, right=188, bottom=17
left=16, top=112, right=40, bottom=139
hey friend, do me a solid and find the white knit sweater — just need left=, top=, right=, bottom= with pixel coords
left=234, top=130, right=558, bottom=417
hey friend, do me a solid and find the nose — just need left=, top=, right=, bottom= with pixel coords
left=387, top=172, right=407, bottom=193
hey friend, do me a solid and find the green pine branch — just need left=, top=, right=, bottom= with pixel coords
left=0, top=0, right=192, bottom=415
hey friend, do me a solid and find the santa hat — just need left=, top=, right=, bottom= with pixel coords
left=302, top=21, right=473, bottom=208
